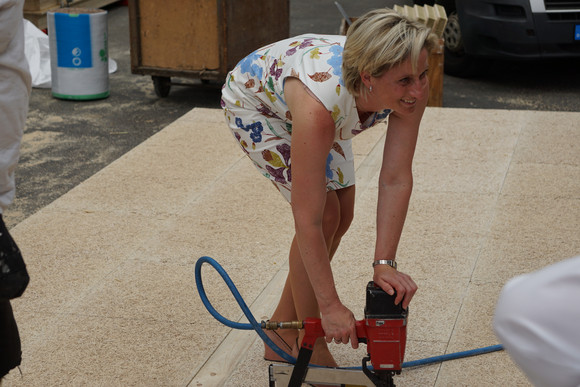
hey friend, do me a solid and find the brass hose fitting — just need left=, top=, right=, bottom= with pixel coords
left=261, top=320, right=304, bottom=330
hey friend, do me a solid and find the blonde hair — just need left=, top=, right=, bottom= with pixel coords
left=342, top=8, right=438, bottom=98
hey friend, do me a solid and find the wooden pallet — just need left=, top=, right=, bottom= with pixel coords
left=24, top=0, right=120, bottom=29
left=393, top=4, right=447, bottom=37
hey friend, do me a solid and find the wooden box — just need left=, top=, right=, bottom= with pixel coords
left=24, top=0, right=56, bottom=12
left=128, top=0, right=289, bottom=96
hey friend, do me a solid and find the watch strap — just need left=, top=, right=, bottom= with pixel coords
left=372, top=259, right=397, bottom=269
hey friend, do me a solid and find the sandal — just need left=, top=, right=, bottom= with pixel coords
left=263, top=329, right=299, bottom=364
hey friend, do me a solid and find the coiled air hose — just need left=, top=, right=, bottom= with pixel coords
left=195, top=256, right=503, bottom=368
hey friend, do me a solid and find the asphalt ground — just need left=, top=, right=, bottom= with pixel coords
left=8, top=0, right=580, bottom=228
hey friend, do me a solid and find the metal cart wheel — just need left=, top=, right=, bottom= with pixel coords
left=152, top=76, right=171, bottom=97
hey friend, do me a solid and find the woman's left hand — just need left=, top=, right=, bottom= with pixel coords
left=372, top=264, right=417, bottom=310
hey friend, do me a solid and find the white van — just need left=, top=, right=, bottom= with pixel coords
left=414, top=0, right=580, bottom=76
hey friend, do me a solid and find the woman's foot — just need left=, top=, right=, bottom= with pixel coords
left=263, top=330, right=337, bottom=368
left=309, top=337, right=338, bottom=367
left=263, top=329, right=299, bottom=363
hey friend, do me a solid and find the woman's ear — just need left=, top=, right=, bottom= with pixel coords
left=360, top=71, right=372, bottom=89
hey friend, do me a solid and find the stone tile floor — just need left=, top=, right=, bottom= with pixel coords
left=4, top=107, right=579, bottom=386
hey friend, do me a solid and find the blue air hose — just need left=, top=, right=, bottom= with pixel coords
left=195, top=256, right=503, bottom=369
left=195, top=255, right=296, bottom=363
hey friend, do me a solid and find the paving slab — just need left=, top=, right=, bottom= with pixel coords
left=3, top=106, right=579, bottom=386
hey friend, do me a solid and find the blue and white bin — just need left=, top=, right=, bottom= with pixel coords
left=48, top=8, right=109, bottom=100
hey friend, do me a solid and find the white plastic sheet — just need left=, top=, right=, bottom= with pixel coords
left=24, top=19, right=51, bottom=88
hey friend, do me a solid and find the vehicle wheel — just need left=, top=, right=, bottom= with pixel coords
left=152, top=76, right=171, bottom=98
left=442, top=11, right=488, bottom=77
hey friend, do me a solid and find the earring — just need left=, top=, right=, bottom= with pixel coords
left=369, top=85, right=373, bottom=93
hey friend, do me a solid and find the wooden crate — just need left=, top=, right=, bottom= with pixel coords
left=24, top=0, right=56, bottom=12
left=128, top=0, right=289, bottom=91
left=427, top=38, right=444, bottom=107
left=24, top=0, right=120, bottom=29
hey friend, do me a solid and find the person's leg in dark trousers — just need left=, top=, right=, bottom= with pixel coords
left=0, top=214, right=26, bottom=380
left=0, top=300, right=21, bottom=379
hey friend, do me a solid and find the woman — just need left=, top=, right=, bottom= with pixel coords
left=221, top=8, right=437, bottom=366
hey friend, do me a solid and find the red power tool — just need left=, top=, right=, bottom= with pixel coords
left=277, top=281, right=408, bottom=387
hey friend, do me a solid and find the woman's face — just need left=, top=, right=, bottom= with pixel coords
left=365, top=48, right=430, bottom=115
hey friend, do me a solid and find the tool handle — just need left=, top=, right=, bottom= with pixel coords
left=301, top=318, right=369, bottom=347
left=356, top=320, right=368, bottom=344
left=300, top=318, right=325, bottom=349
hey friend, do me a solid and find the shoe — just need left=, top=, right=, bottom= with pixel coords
left=263, top=329, right=298, bottom=364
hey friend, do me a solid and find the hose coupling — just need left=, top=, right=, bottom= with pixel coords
left=261, top=320, right=304, bottom=330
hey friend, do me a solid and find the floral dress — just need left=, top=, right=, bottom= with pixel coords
left=221, top=34, right=391, bottom=202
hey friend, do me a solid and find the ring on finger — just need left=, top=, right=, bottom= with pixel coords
left=334, top=338, right=341, bottom=344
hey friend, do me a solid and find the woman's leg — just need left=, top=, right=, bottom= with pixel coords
left=263, top=253, right=299, bottom=362
left=267, top=186, right=356, bottom=365
left=328, top=186, right=356, bottom=260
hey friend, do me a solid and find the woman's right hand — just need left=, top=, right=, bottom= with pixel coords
left=321, top=302, right=359, bottom=349
left=373, top=264, right=417, bottom=310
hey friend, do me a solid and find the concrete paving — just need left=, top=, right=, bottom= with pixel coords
left=3, top=106, right=580, bottom=386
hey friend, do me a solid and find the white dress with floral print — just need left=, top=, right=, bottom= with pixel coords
left=221, top=34, right=390, bottom=202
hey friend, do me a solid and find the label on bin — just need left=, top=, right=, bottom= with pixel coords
left=54, top=13, right=93, bottom=68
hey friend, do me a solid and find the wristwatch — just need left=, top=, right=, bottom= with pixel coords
left=372, top=259, right=397, bottom=270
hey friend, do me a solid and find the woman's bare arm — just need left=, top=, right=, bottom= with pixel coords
left=285, top=77, right=358, bottom=346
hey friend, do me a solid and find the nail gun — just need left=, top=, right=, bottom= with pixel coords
left=267, top=281, right=407, bottom=387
